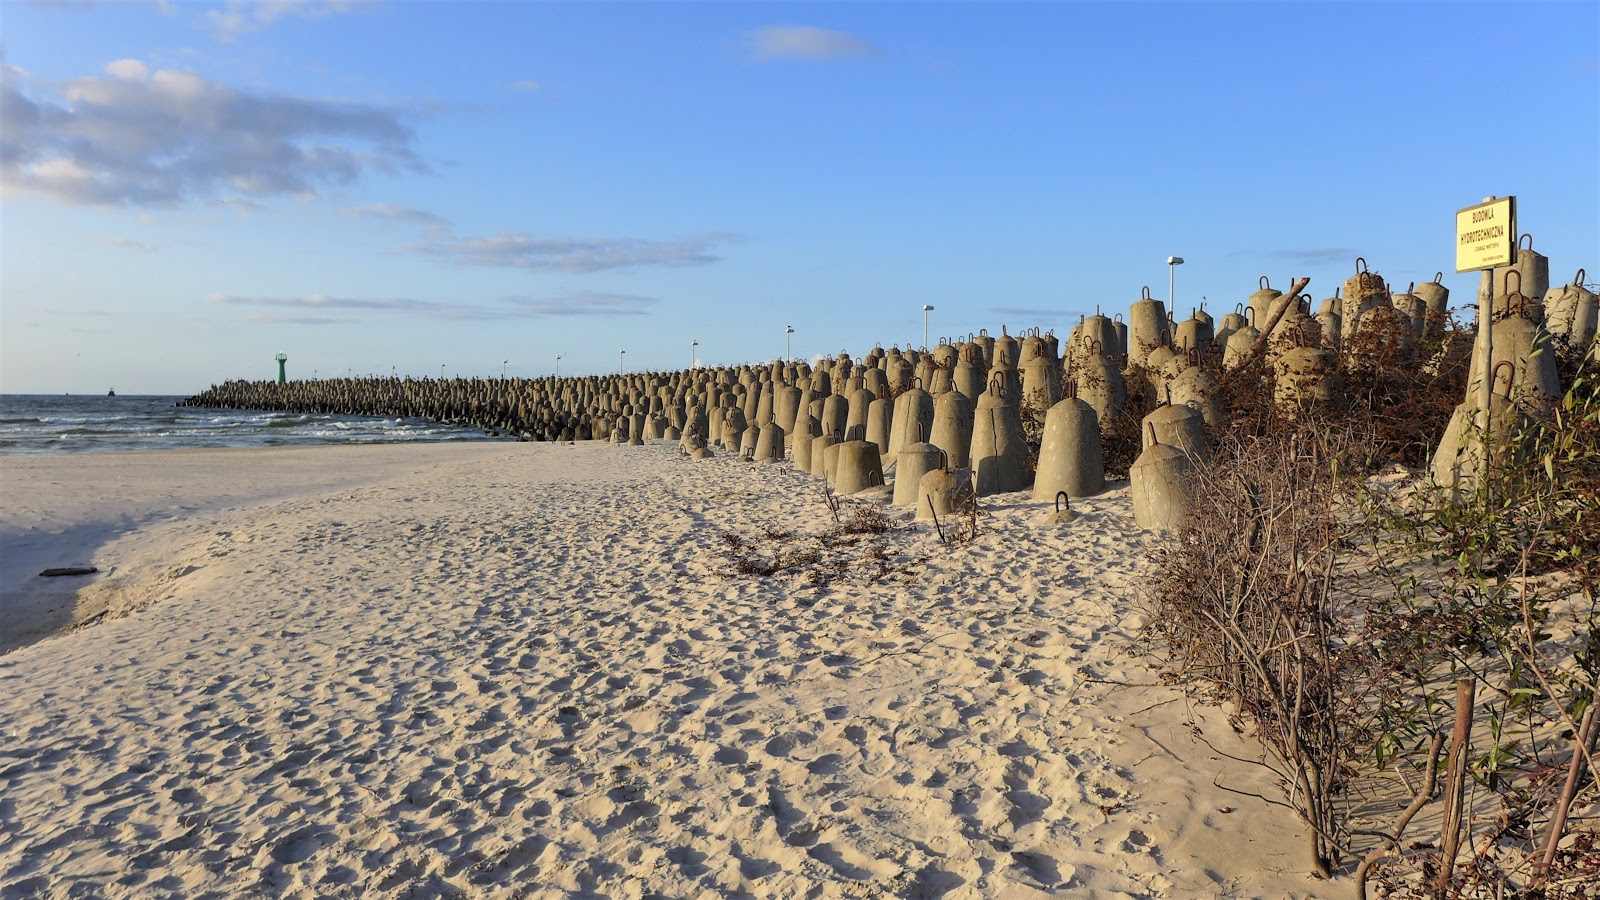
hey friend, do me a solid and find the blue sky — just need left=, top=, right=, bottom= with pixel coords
left=2, top=0, right=1596, bottom=393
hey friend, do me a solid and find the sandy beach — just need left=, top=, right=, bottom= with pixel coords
left=1, top=441, right=1330, bottom=898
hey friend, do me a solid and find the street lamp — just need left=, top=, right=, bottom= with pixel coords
left=555, top=353, right=564, bottom=378
left=440, top=364, right=445, bottom=380
left=691, top=340, right=699, bottom=369
left=785, top=325, right=794, bottom=363
left=1167, top=256, right=1184, bottom=311
left=921, top=304, right=935, bottom=350
left=501, top=359, right=509, bottom=379
left=619, top=350, right=625, bottom=376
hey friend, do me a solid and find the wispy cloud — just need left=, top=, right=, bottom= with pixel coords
left=241, top=313, right=358, bottom=325
left=344, top=202, right=448, bottom=226
left=1232, top=247, right=1357, bottom=264
left=991, top=306, right=1088, bottom=322
left=502, top=292, right=657, bottom=316
left=1, top=58, right=424, bottom=207
left=91, top=235, right=156, bottom=252
left=401, top=231, right=736, bottom=273
left=508, top=80, right=541, bottom=92
left=209, top=291, right=661, bottom=322
left=744, top=26, right=882, bottom=62
left=206, top=0, right=366, bottom=42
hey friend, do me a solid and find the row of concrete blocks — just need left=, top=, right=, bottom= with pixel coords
left=603, top=374, right=1209, bottom=536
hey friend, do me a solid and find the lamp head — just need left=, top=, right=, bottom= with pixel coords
left=1167, top=256, right=1184, bottom=265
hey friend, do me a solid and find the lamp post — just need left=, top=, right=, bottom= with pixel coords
left=501, top=359, right=508, bottom=379
left=440, top=364, right=445, bottom=380
left=619, top=350, right=625, bottom=376
left=922, top=304, right=935, bottom=350
left=555, top=353, right=564, bottom=378
left=785, top=325, right=794, bottom=363
left=691, top=340, right=698, bottom=369
left=1167, top=256, right=1184, bottom=311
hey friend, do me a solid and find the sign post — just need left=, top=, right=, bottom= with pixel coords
left=1455, top=195, right=1516, bottom=508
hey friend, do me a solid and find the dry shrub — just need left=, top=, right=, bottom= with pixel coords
left=1143, top=306, right=1600, bottom=891
left=717, top=500, right=915, bottom=587
left=841, top=503, right=889, bottom=536
left=1144, top=421, right=1375, bottom=878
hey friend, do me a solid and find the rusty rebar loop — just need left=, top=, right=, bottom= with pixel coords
left=1356, top=257, right=1368, bottom=275
left=1260, top=275, right=1271, bottom=290
left=1056, top=491, right=1070, bottom=513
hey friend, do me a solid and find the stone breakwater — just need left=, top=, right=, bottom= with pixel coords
left=181, top=260, right=1597, bottom=531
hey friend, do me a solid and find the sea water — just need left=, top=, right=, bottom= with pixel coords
left=0, top=394, right=500, bottom=455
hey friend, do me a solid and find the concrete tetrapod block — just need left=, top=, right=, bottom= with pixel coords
left=1141, top=403, right=1207, bottom=462
left=792, top=415, right=822, bottom=474
left=1169, top=364, right=1226, bottom=428
left=821, top=436, right=849, bottom=484
left=916, top=467, right=975, bottom=522
left=811, top=433, right=839, bottom=479
left=1040, top=491, right=1080, bottom=525
left=753, top=422, right=785, bottom=464
left=1032, top=397, right=1105, bottom=501
left=844, top=388, right=877, bottom=442
left=1073, top=356, right=1126, bottom=426
left=970, top=381, right=1030, bottom=496
left=1127, top=291, right=1168, bottom=367
left=833, top=440, right=885, bottom=495
left=1544, top=273, right=1598, bottom=350
left=774, top=385, right=802, bottom=439
left=1130, top=439, right=1195, bottom=534
left=820, top=394, right=849, bottom=442
left=721, top=408, right=749, bottom=450
left=1222, top=325, right=1260, bottom=370
left=1247, top=277, right=1282, bottom=336
left=1468, top=315, right=1563, bottom=422
left=1428, top=392, right=1530, bottom=503
left=1019, top=358, right=1060, bottom=411
left=1485, top=244, right=1550, bottom=319
left=929, top=389, right=975, bottom=470
left=953, top=360, right=987, bottom=404
left=739, top=425, right=760, bottom=460
left=1273, top=347, right=1340, bottom=410
left=886, top=387, right=935, bottom=461
left=864, top=396, right=894, bottom=452
left=893, top=441, right=944, bottom=507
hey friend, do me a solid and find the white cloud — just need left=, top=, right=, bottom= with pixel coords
left=205, top=0, right=365, bottom=42
left=1, top=59, right=424, bottom=207
left=91, top=235, right=157, bottom=251
left=508, top=80, right=540, bottom=92
left=209, top=291, right=660, bottom=322
left=105, top=58, right=150, bottom=81
left=401, top=231, right=736, bottom=273
left=502, top=292, right=657, bottom=317
left=745, top=26, right=882, bottom=62
left=344, top=202, right=448, bottom=226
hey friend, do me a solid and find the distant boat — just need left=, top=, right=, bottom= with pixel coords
left=107, top=388, right=116, bottom=397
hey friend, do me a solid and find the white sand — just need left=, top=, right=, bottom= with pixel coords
left=0, top=442, right=1331, bottom=897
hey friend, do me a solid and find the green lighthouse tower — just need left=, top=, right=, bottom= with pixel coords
left=276, top=352, right=288, bottom=384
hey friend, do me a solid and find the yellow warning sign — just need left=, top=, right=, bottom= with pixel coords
left=1456, top=197, right=1516, bottom=272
